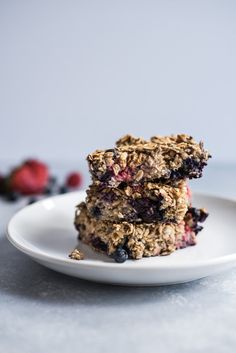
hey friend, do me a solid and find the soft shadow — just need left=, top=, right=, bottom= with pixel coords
left=0, top=235, right=202, bottom=306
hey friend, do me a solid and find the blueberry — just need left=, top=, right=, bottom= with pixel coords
left=6, top=191, right=20, bottom=202
left=112, top=246, right=128, bottom=263
left=59, top=185, right=68, bottom=194
left=28, top=197, right=37, bottom=205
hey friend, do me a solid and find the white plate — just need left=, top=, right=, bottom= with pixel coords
left=6, top=191, right=236, bottom=286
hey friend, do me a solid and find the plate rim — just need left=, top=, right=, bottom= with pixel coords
left=6, top=191, right=236, bottom=271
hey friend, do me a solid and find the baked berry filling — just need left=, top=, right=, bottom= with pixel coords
left=90, top=206, right=102, bottom=219
left=130, top=196, right=164, bottom=223
left=170, top=158, right=207, bottom=180
left=91, top=236, right=108, bottom=252
left=176, top=207, right=208, bottom=249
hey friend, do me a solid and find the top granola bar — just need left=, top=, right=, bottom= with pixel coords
left=87, top=134, right=211, bottom=187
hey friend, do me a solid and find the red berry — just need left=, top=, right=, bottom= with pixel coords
left=9, top=159, right=49, bottom=195
left=66, top=172, right=82, bottom=188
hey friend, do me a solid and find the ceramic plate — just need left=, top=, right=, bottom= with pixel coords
left=6, top=191, right=236, bottom=286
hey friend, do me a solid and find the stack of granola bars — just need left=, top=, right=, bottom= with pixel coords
left=74, top=134, right=210, bottom=263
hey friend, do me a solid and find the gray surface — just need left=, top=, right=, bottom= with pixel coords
left=1, top=164, right=236, bottom=353
left=1, top=0, right=236, bottom=163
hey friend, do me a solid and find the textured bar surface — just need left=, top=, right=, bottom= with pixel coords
left=87, top=134, right=211, bottom=187
left=85, top=180, right=189, bottom=224
left=74, top=203, right=208, bottom=260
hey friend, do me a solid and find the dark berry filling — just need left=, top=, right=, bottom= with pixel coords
left=194, top=225, right=203, bottom=234
left=91, top=237, right=108, bottom=252
left=187, top=207, right=209, bottom=223
left=100, top=170, right=114, bottom=182
left=198, top=209, right=209, bottom=222
left=170, top=158, right=207, bottom=180
left=101, top=191, right=118, bottom=203
left=130, top=196, right=164, bottom=223
left=183, top=207, right=209, bottom=239
left=90, top=206, right=102, bottom=219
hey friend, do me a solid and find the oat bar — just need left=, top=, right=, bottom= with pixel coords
left=74, top=203, right=208, bottom=261
left=86, top=180, right=189, bottom=224
left=87, top=134, right=210, bottom=187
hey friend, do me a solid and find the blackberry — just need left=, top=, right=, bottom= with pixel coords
left=112, top=246, right=128, bottom=263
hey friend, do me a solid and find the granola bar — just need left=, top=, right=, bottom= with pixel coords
left=87, top=134, right=210, bottom=187
left=74, top=203, right=208, bottom=261
left=85, top=180, right=189, bottom=224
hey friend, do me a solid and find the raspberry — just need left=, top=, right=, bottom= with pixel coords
left=66, top=172, right=82, bottom=188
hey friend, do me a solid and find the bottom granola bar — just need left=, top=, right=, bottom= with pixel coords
left=74, top=203, right=208, bottom=262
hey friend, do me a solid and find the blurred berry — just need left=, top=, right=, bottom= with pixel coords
left=66, top=172, right=82, bottom=188
left=59, top=185, right=68, bottom=194
left=9, top=159, right=49, bottom=195
left=28, top=197, right=37, bottom=205
left=7, top=191, right=20, bottom=202
left=0, top=175, right=6, bottom=195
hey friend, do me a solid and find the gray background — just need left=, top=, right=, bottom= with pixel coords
left=1, top=0, right=236, bottom=163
